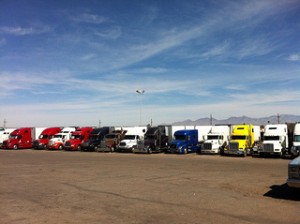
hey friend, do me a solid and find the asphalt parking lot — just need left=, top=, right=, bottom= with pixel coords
left=0, top=150, right=299, bottom=224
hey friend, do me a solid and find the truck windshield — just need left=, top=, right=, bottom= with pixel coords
left=53, top=134, right=63, bottom=138
left=9, top=134, right=18, bottom=139
left=175, top=135, right=187, bottom=140
left=39, top=135, right=49, bottom=139
left=124, top=135, right=136, bottom=140
left=207, top=135, right=220, bottom=140
left=231, top=135, right=246, bottom=140
left=264, top=136, right=280, bottom=141
left=294, top=135, right=300, bottom=142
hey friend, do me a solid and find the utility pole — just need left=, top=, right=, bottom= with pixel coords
left=3, top=119, right=6, bottom=129
left=277, top=113, right=280, bottom=124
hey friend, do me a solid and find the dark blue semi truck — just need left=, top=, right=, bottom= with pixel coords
left=166, top=129, right=199, bottom=154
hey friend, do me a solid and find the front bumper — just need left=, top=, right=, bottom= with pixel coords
left=287, top=179, right=300, bottom=188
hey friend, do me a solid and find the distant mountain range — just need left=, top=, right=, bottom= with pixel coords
left=171, top=114, right=300, bottom=126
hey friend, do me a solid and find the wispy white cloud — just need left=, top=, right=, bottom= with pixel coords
left=72, top=13, right=107, bottom=24
left=0, top=26, right=50, bottom=35
left=287, top=54, right=300, bottom=61
left=94, top=27, right=122, bottom=40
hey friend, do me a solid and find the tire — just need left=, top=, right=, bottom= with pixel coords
left=111, top=147, right=115, bottom=152
left=147, top=148, right=152, bottom=154
left=77, top=145, right=81, bottom=151
left=58, top=145, right=63, bottom=150
left=13, top=145, right=18, bottom=150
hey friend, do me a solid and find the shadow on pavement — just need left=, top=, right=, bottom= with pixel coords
left=264, top=183, right=300, bottom=201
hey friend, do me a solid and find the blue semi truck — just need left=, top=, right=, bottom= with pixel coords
left=166, top=129, right=199, bottom=154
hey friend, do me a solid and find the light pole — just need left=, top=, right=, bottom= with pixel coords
left=136, top=90, right=145, bottom=125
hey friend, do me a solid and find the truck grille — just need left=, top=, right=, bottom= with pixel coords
left=169, top=143, right=177, bottom=149
left=263, top=143, right=274, bottom=152
left=289, top=166, right=300, bottom=179
left=203, top=143, right=212, bottom=150
left=119, top=142, right=126, bottom=146
left=65, top=141, right=71, bottom=147
left=229, top=142, right=239, bottom=151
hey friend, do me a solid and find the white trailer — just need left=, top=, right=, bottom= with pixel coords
left=259, top=124, right=289, bottom=156
left=291, top=123, right=300, bottom=158
left=201, top=125, right=231, bottom=154
left=0, top=128, right=15, bottom=145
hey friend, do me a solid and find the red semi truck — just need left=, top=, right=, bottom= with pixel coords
left=64, top=127, right=93, bottom=151
left=2, top=127, right=45, bottom=150
left=32, top=127, right=62, bottom=149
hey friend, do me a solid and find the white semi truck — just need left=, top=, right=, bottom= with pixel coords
left=200, top=125, right=231, bottom=154
left=117, top=126, right=147, bottom=152
left=259, top=124, right=289, bottom=157
left=291, top=123, right=300, bottom=158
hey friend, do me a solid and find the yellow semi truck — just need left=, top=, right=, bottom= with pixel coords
left=223, top=124, right=255, bottom=156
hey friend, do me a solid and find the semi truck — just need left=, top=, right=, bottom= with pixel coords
left=47, top=127, right=77, bottom=150
left=166, top=129, right=199, bottom=154
left=133, top=126, right=169, bottom=154
left=2, top=127, right=45, bottom=149
left=64, top=127, right=93, bottom=151
left=291, top=123, right=300, bottom=158
left=223, top=124, right=255, bottom=156
left=97, top=129, right=127, bottom=152
left=200, top=125, right=231, bottom=154
left=259, top=124, right=289, bottom=157
left=32, top=127, right=61, bottom=149
left=80, top=127, right=112, bottom=151
left=117, top=126, right=147, bottom=152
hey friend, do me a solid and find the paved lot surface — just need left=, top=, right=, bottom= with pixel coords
left=0, top=150, right=299, bottom=224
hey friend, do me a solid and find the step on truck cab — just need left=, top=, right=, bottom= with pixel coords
left=259, top=124, right=289, bottom=157
left=47, top=127, right=76, bottom=150
left=224, top=124, right=255, bottom=156
left=291, top=123, right=300, bottom=158
left=2, top=127, right=45, bottom=149
left=33, top=127, right=61, bottom=149
left=200, top=125, right=231, bottom=154
left=133, top=126, right=169, bottom=154
left=80, top=127, right=112, bottom=151
left=166, top=129, right=199, bottom=154
left=98, top=129, right=126, bottom=152
left=117, top=126, right=147, bottom=152
left=64, top=127, right=93, bottom=151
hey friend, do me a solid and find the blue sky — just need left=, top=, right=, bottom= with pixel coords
left=0, top=0, right=300, bottom=127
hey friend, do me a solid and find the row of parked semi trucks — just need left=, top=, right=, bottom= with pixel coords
left=1, top=123, right=300, bottom=157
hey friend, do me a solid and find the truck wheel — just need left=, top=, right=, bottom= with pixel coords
left=58, top=145, right=63, bottom=150
left=94, top=146, right=98, bottom=152
left=77, top=146, right=81, bottom=151
left=147, top=148, right=152, bottom=154
left=13, top=145, right=18, bottom=150
left=111, top=147, right=115, bottom=152
left=243, top=150, right=247, bottom=157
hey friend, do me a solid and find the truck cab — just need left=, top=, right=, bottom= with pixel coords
left=224, top=124, right=254, bottom=156
left=259, top=124, right=288, bottom=157
left=133, top=126, right=169, bottom=154
left=287, top=156, right=300, bottom=188
left=64, top=127, right=93, bottom=151
left=47, top=127, right=76, bottom=150
left=291, top=123, right=300, bottom=158
left=80, top=127, right=112, bottom=151
left=166, top=129, right=199, bottom=154
left=33, top=127, right=61, bottom=149
left=201, top=125, right=230, bottom=154
left=2, top=127, right=33, bottom=149
left=98, top=129, right=126, bottom=152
